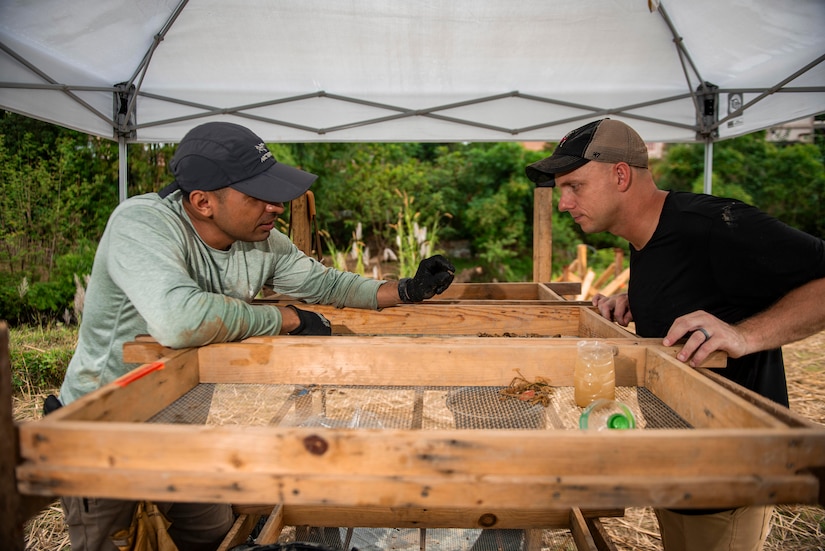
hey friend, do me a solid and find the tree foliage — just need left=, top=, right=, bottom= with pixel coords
left=656, top=130, right=825, bottom=237
left=2, top=110, right=823, bottom=323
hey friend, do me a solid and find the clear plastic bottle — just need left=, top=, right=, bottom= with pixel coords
left=573, top=340, right=616, bottom=407
left=578, top=399, right=636, bottom=431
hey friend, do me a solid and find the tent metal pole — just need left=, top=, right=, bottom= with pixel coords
left=703, top=139, right=713, bottom=195
left=118, top=137, right=128, bottom=203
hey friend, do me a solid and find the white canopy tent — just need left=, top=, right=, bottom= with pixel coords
left=1, top=0, right=824, bottom=200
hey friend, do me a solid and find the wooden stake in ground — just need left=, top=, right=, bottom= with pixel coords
left=1, top=321, right=53, bottom=551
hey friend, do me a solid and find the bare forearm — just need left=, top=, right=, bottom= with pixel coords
left=376, top=281, right=402, bottom=308
left=736, top=277, right=825, bottom=353
left=664, top=276, right=825, bottom=367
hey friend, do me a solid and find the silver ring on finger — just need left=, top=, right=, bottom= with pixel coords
left=697, top=327, right=711, bottom=343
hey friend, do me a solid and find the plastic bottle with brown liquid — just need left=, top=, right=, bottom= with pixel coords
left=574, top=340, right=616, bottom=408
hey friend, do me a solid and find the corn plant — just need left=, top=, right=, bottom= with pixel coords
left=320, top=227, right=367, bottom=276
left=318, top=192, right=450, bottom=280
left=349, top=222, right=366, bottom=276
left=391, top=189, right=449, bottom=278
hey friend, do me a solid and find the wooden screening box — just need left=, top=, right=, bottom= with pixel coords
left=249, top=302, right=633, bottom=338
left=429, top=282, right=582, bottom=302
left=10, top=305, right=825, bottom=551
left=258, top=281, right=586, bottom=305
left=17, top=306, right=825, bottom=514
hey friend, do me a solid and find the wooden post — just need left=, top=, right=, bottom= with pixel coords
left=1, top=322, right=52, bottom=551
left=613, top=247, right=624, bottom=279
left=576, top=244, right=588, bottom=279
left=532, top=187, right=553, bottom=282
left=289, top=192, right=312, bottom=257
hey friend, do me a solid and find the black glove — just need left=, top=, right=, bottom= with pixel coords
left=43, top=394, right=63, bottom=416
left=287, top=305, right=332, bottom=336
left=398, top=255, right=456, bottom=303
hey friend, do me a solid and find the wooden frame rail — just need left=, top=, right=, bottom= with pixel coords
left=16, top=339, right=825, bottom=511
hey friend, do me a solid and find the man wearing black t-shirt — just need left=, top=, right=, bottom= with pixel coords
left=526, top=118, right=825, bottom=551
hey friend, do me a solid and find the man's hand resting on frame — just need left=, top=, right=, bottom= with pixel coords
left=285, top=305, right=332, bottom=335
left=398, top=255, right=456, bottom=303
left=592, top=292, right=633, bottom=326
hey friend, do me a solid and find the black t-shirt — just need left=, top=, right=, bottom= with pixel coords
left=628, top=191, right=825, bottom=407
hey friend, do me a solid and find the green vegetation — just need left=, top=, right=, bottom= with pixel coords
left=655, top=131, right=825, bottom=237
left=391, top=189, right=450, bottom=278
left=9, top=323, right=76, bottom=393
left=5, top=112, right=824, bottom=551
left=2, top=111, right=824, bottom=325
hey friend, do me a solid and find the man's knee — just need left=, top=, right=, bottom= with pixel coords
left=158, top=502, right=235, bottom=551
left=61, top=496, right=137, bottom=551
left=655, top=506, right=773, bottom=551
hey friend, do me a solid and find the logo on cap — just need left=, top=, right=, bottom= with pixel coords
left=255, top=142, right=273, bottom=163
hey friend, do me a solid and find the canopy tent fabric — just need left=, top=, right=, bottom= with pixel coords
left=1, top=0, right=824, bottom=147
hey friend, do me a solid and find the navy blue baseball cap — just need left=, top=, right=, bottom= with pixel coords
left=160, top=122, right=317, bottom=202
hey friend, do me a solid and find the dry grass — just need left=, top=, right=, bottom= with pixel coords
left=14, top=333, right=825, bottom=550
left=22, top=501, right=70, bottom=551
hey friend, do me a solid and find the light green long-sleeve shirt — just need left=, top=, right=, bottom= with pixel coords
left=60, top=191, right=384, bottom=405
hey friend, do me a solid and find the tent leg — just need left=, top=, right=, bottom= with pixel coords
left=118, top=137, right=128, bottom=203
left=703, top=139, right=713, bottom=195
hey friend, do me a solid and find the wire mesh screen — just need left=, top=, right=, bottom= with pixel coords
left=148, top=383, right=692, bottom=430
left=261, top=525, right=578, bottom=551
left=270, top=526, right=579, bottom=551
left=147, top=383, right=689, bottom=550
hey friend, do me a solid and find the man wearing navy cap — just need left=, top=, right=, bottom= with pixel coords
left=56, top=122, right=455, bottom=551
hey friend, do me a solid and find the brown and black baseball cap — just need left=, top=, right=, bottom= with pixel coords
left=159, top=122, right=317, bottom=202
left=525, top=118, right=648, bottom=187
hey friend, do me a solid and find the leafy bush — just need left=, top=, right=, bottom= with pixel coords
left=2, top=111, right=823, bottom=317
left=0, top=271, right=27, bottom=322
left=0, top=243, right=95, bottom=324
left=9, top=323, right=76, bottom=393
left=656, top=132, right=825, bottom=238
left=24, top=280, right=66, bottom=317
